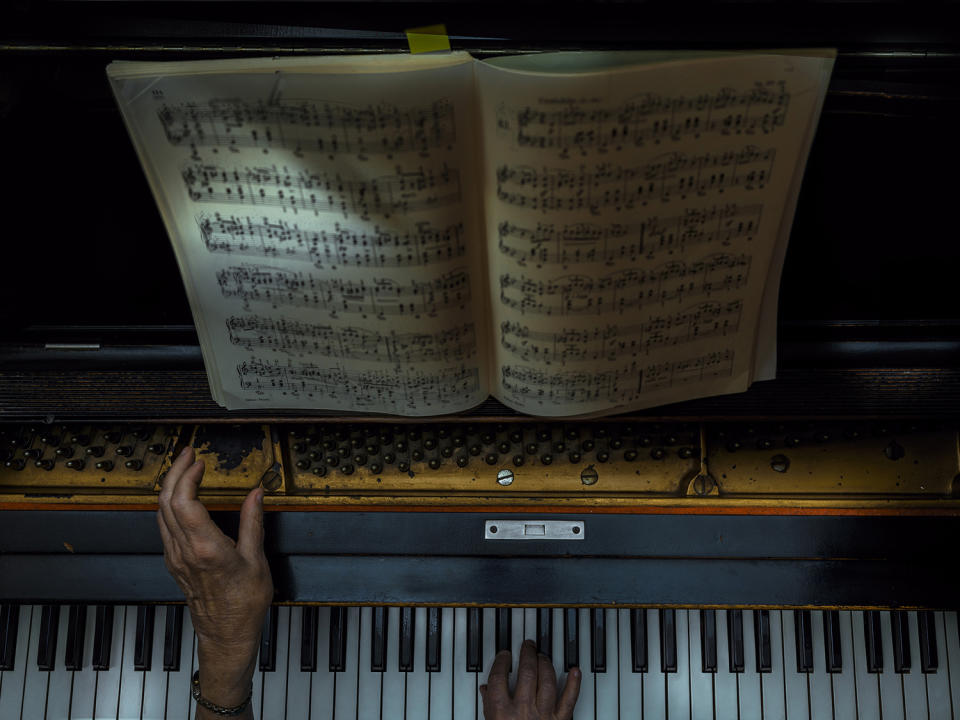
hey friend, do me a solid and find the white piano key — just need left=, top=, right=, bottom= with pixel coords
left=383, top=608, right=406, bottom=720
left=0, top=605, right=32, bottom=718
left=407, top=607, right=429, bottom=719
left=831, top=611, right=858, bottom=720
left=479, top=607, right=496, bottom=720
left=93, top=605, right=126, bottom=719
left=310, top=606, right=335, bottom=720
left=760, top=611, right=786, bottom=720
left=429, top=608, right=455, bottom=720
left=595, top=609, right=619, bottom=720
left=140, top=605, right=169, bottom=720
left=357, top=607, right=381, bottom=720
left=879, top=611, right=906, bottom=720
left=552, top=609, right=566, bottom=689
left=714, top=609, right=738, bottom=720
left=262, top=605, right=290, bottom=719
left=189, top=621, right=200, bottom=719
left=737, top=610, right=761, bottom=720
left=688, top=610, right=713, bottom=720
left=643, top=609, right=666, bottom=720
left=285, top=607, right=312, bottom=720
left=70, top=605, right=98, bottom=719
left=901, top=612, right=926, bottom=720
left=46, top=606, right=74, bottom=720
left=20, top=606, right=48, bottom=720
left=619, top=610, right=644, bottom=718
left=523, top=609, right=537, bottom=649
left=572, top=609, right=594, bottom=720
left=452, top=608, right=475, bottom=720
left=947, top=613, right=960, bottom=720
left=808, top=610, right=834, bottom=720
left=334, top=607, right=361, bottom=720
left=926, top=612, right=960, bottom=720
left=509, top=608, right=524, bottom=693
left=164, top=607, right=194, bottom=720
left=666, top=609, right=690, bottom=720
left=117, top=606, right=145, bottom=720
left=781, top=611, right=809, bottom=720
left=851, top=611, right=882, bottom=720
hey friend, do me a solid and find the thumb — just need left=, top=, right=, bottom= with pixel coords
left=236, top=487, right=265, bottom=560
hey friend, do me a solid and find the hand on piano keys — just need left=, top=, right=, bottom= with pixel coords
left=481, top=638, right=581, bottom=720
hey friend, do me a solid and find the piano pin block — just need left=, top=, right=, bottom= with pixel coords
left=156, top=424, right=285, bottom=496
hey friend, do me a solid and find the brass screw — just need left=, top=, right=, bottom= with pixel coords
left=497, top=469, right=514, bottom=486
left=692, top=474, right=716, bottom=495
left=580, top=466, right=599, bottom=486
left=770, top=454, right=790, bottom=473
left=260, top=465, right=283, bottom=492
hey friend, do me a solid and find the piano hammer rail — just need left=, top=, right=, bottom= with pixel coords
left=1, top=420, right=958, bottom=510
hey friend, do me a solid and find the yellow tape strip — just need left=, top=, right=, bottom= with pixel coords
left=405, top=24, right=451, bottom=54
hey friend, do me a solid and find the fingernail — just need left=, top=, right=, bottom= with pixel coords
left=179, top=446, right=192, bottom=458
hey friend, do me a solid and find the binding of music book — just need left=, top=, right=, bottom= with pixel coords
left=107, top=50, right=834, bottom=417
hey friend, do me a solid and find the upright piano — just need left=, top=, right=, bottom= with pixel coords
left=2, top=2, right=959, bottom=718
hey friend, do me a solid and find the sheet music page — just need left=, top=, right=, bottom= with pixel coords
left=476, top=53, right=832, bottom=416
left=108, top=53, right=489, bottom=415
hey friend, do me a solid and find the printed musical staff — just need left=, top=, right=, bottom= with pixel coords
left=237, top=359, right=480, bottom=411
left=500, top=300, right=742, bottom=364
left=159, top=98, right=456, bottom=156
left=500, top=364, right=642, bottom=405
left=217, top=265, right=470, bottom=318
left=227, top=315, right=477, bottom=362
left=496, top=146, right=775, bottom=214
left=497, top=81, right=790, bottom=156
left=641, top=349, right=736, bottom=390
left=199, top=213, right=466, bottom=269
left=499, top=253, right=750, bottom=316
left=182, top=162, right=461, bottom=219
left=497, top=203, right=762, bottom=267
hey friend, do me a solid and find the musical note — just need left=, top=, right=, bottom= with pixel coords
left=217, top=265, right=471, bottom=318
left=226, top=315, right=477, bottom=362
left=640, top=349, right=736, bottom=390
left=199, top=213, right=466, bottom=269
left=499, top=254, right=751, bottom=316
left=500, top=300, right=742, bottom=364
left=181, top=162, right=461, bottom=219
left=496, top=81, right=790, bottom=156
left=159, top=98, right=456, bottom=156
left=497, top=203, right=762, bottom=267
left=237, top=358, right=480, bottom=410
left=496, top=146, right=775, bottom=214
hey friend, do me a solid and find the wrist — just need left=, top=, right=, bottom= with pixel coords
left=197, top=643, right=257, bottom=704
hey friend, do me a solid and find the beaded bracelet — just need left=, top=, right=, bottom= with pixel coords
left=191, top=670, right=253, bottom=717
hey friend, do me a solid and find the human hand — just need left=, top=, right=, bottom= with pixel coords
left=480, top=639, right=581, bottom=720
left=157, top=446, right=273, bottom=706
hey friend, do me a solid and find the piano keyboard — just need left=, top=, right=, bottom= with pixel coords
left=2, top=605, right=959, bottom=719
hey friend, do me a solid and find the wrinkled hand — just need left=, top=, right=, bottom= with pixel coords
left=481, top=640, right=581, bottom=720
left=157, top=446, right=273, bottom=705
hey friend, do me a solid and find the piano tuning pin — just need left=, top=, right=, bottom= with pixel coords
left=610, top=438, right=623, bottom=449
left=312, top=465, right=327, bottom=477
left=115, top=445, right=133, bottom=456
left=309, top=450, right=323, bottom=461
left=148, top=443, right=165, bottom=455
left=815, top=431, right=831, bottom=442
left=5, top=459, right=25, bottom=471
left=65, top=459, right=85, bottom=471
left=756, top=438, right=774, bottom=450
left=553, top=441, right=566, bottom=453
left=440, top=446, right=453, bottom=458
left=124, top=459, right=143, bottom=471
left=323, top=439, right=337, bottom=451
left=369, top=462, right=382, bottom=474
left=40, top=434, right=60, bottom=446
left=512, top=454, right=524, bottom=466
left=508, top=430, right=522, bottom=443
left=71, top=434, right=90, bottom=446
left=726, top=440, right=742, bottom=452
left=95, top=460, right=114, bottom=472
left=596, top=450, right=609, bottom=463
left=468, top=444, right=482, bottom=457
left=350, top=437, right=363, bottom=449
left=540, top=453, right=553, bottom=465
left=428, top=458, right=441, bottom=469
left=292, top=442, right=307, bottom=453
left=536, top=429, right=551, bottom=442
left=525, top=442, right=538, bottom=454
left=85, top=446, right=105, bottom=457
left=296, top=459, right=311, bottom=470
left=438, top=427, right=450, bottom=439
left=411, top=449, right=424, bottom=462
left=55, top=446, right=74, bottom=458
left=568, top=451, right=581, bottom=464
left=456, top=455, right=469, bottom=468
left=22, top=448, right=41, bottom=459
left=397, top=461, right=409, bottom=472
left=497, top=441, right=510, bottom=454
left=785, top=435, right=802, bottom=447
left=624, top=449, right=638, bottom=461
left=34, top=459, right=54, bottom=471
left=423, top=437, right=437, bottom=450
left=481, top=432, right=495, bottom=444
left=638, top=435, right=653, bottom=447
left=395, top=440, right=408, bottom=452
left=484, top=453, right=498, bottom=465
left=565, top=428, right=579, bottom=440
left=663, top=435, right=678, bottom=446
left=595, top=427, right=608, bottom=439
left=352, top=454, right=367, bottom=466
left=365, top=444, right=379, bottom=455
left=382, top=452, right=396, bottom=464
left=103, top=432, right=121, bottom=444
left=325, top=454, right=340, bottom=466
left=452, top=435, right=465, bottom=447
left=582, top=440, right=595, bottom=452
left=678, top=447, right=695, bottom=459
left=650, top=448, right=666, bottom=460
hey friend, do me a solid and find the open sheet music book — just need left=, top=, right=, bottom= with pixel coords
left=107, top=49, right=834, bottom=417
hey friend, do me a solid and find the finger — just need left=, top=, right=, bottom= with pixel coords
left=485, top=649, right=512, bottom=701
left=535, top=652, right=557, bottom=714
left=156, top=510, right=182, bottom=565
left=555, top=666, right=582, bottom=720
left=169, top=459, right=222, bottom=546
left=158, top=446, right=195, bottom=543
left=514, top=639, right=539, bottom=706
left=236, top=487, right=265, bottom=562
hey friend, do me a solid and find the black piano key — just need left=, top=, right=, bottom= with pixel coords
left=727, top=610, right=744, bottom=673
left=700, top=610, right=717, bottom=672
left=329, top=606, right=347, bottom=673
left=631, top=609, right=647, bottom=672
left=891, top=610, right=910, bottom=673
left=823, top=610, right=842, bottom=673
left=590, top=609, right=606, bottom=673
left=536, top=608, right=552, bottom=658
left=301, top=607, right=318, bottom=672
left=495, top=608, right=511, bottom=655
left=466, top=608, right=482, bottom=672
left=659, top=609, right=677, bottom=673
left=0, top=604, right=19, bottom=671
left=563, top=608, right=579, bottom=671
left=753, top=610, right=771, bottom=673
left=399, top=606, right=415, bottom=672
left=794, top=610, right=813, bottom=673
left=65, top=605, right=86, bottom=671
left=918, top=610, right=937, bottom=673
left=370, top=607, right=386, bottom=673
left=864, top=611, right=883, bottom=673
left=37, top=605, right=59, bottom=671
left=259, top=606, right=279, bottom=672
left=426, top=607, right=442, bottom=672
left=133, top=606, right=154, bottom=671
left=92, top=605, right=114, bottom=671
left=163, top=606, right=183, bottom=671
